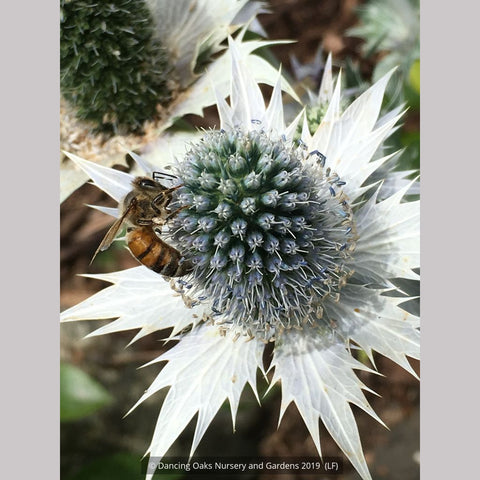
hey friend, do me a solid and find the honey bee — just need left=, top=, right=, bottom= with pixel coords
left=92, top=173, right=193, bottom=277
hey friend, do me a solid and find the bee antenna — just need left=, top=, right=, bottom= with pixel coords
left=153, top=171, right=177, bottom=181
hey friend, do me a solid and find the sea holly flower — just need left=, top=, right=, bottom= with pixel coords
left=60, top=0, right=296, bottom=202
left=61, top=38, right=420, bottom=480
left=291, top=51, right=335, bottom=136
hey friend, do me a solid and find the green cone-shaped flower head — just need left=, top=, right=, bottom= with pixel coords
left=60, top=0, right=171, bottom=131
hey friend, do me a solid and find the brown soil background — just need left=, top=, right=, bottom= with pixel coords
left=61, top=1, right=420, bottom=479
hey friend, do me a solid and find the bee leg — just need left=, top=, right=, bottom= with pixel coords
left=151, top=217, right=166, bottom=227
left=165, top=205, right=188, bottom=221
left=148, top=193, right=165, bottom=215
left=151, top=184, right=184, bottom=214
left=151, top=185, right=183, bottom=207
left=137, top=218, right=154, bottom=226
left=163, top=184, right=183, bottom=193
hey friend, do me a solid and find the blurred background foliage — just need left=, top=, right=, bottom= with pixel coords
left=60, top=1, right=420, bottom=479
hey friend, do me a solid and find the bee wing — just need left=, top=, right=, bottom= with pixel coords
left=90, top=202, right=135, bottom=264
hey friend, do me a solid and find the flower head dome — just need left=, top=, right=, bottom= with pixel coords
left=170, top=126, right=357, bottom=339
left=61, top=38, right=420, bottom=480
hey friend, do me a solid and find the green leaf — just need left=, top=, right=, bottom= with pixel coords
left=409, top=59, right=420, bottom=94
left=400, top=129, right=420, bottom=170
left=60, top=363, right=113, bottom=422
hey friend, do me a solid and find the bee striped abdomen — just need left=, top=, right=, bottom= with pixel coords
left=127, top=227, right=192, bottom=277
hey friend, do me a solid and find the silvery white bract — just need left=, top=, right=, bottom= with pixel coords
left=297, top=51, right=419, bottom=201
left=61, top=38, right=420, bottom=480
left=146, top=0, right=263, bottom=88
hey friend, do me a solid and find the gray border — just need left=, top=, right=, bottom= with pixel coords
left=5, top=1, right=477, bottom=479
left=2, top=3, right=60, bottom=479
left=421, top=1, right=478, bottom=478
